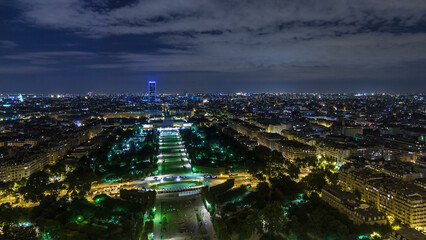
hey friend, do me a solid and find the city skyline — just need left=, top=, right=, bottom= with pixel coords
left=1, top=1, right=426, bottom=93
left=1, top=92, right=425, bottom=239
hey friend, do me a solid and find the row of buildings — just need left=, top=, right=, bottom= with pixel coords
left=322, top=183, right=426, bottom=239
left=330, top=163, right=426, bottom=230
left=321, top=185, right=388, bottom=225
left=228, top=119, right=329, bottom=162
left=227, top=117, right=425, bottom=166
left=0, top=122, right=102, bottom=182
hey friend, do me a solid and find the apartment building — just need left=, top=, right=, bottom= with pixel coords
left=339, top=165, right=426, bottom=228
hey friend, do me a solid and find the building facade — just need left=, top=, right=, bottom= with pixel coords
left=148, top=80, right=156, bottom=102
left=339, top=165, right=426, bottom=229
left=0, top=152, right=48, bottom=181
left=322, top=185, right=388, bottom=225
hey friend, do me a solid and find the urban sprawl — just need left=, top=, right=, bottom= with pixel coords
left=0, top=87, right=425, bottom=240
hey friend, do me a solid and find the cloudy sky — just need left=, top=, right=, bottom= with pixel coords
left=1, top=0, right=426, bottom=93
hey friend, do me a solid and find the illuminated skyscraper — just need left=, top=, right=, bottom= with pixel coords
left=148, top=80, right=156, bottom=102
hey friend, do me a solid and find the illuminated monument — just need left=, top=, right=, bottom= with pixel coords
left=148, top=80, right=156, bottom=102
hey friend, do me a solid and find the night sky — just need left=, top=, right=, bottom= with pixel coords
left=1, top=0, right=426, bottom=94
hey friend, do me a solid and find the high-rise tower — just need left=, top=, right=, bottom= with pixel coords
left=148, top=80, right=156, bottom=102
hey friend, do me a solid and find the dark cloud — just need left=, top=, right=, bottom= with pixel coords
left=14, top=0, right=426, bottom=35
left=1, top=0, right=426, bottom=92
left=0, top=40, right=18, bottom=48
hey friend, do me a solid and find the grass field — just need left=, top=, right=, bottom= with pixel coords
left=159, top=131, right=193, bottom=176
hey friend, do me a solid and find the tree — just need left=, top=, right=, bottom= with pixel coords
left=302, top=171, right=327, bottom=193
left=327, top=172, right=339, bottom=185
left=214, top=218, right=230, bottom=239
left=240, top=213, right=257, bottom=239
left=20, top=171, right=49, bottom=202
left=65, top=167, right=96, bottom=198
left=0, top=181, right=14, bottom=199
left=256, top=202, right=287, bottom=238
left=287, top=164, right=300, bottom=180
left=45, top=181, right=65, bottom=197
left=270, top=174, right=302, bottom=201
left=44, top=162, right=66, bottom=179
left=270, top=150, right=285, bottom=165
left=0, top=224, right=37, bottom=240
